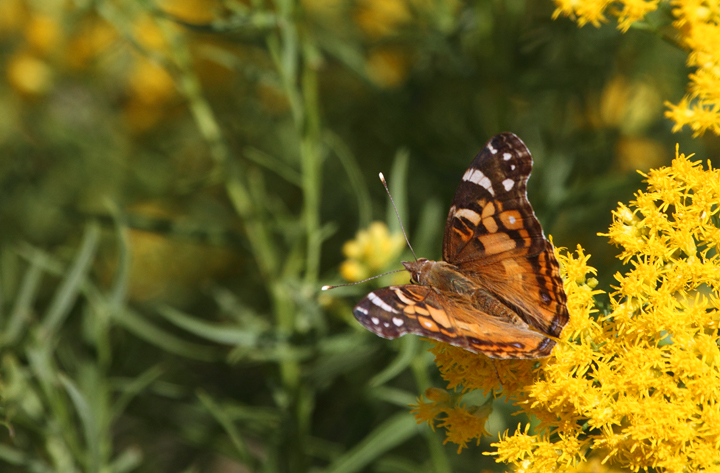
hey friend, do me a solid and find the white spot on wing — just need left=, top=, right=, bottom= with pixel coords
left=488, top=143, right=497, bottom=154
left=502, top=179, right=514, bottom=191
left=371, top=317, right=380, bottom=325
left=508, top=215, right=516, bottom=224
left=462, top=169, right=495, bottom=196
left=424, top=321, right=433, bottom=328
left=511, top=164, right=516, bottom=171
left=368, top=292, right=399, bottom=314
left=454, top=208, right=481, bottom=225
left=503, top=152, right=512, bottom=161
left=392, top=317, right=404, bottom=327
left=356, top=307, right=368, bottom=315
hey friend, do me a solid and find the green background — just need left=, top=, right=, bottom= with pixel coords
left=0, top=0, right=716, bottom=471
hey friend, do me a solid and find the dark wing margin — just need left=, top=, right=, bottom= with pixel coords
left=442, top=132, right=547, bottom=265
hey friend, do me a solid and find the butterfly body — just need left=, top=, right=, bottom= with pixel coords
left=353, top=133, right=569, bottom=359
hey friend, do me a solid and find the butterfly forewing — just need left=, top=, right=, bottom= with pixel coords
left=442, top=133, right=546, bottom=265
left=353, top=286, right=558, bottom=359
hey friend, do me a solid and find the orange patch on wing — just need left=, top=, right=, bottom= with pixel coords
left=427, top=305, right=451, bottom=328
left=403, top=305, right=416, bottom=315
left=440, top=328, right=455, bottom=338
left=414, top=306, right=430, bottom=316
left=453, top=226, right=472, bottom=242
left=500, top=210, right=523, bottom=230
left=481, top=202, right=496, bottom=219
left=501, top=258, right=524, bottom=278
left=478, top=231, right=516, bottom=255
left=418, top=317, right=438, bottom=332
left=483, top=216, right=499, bottom=233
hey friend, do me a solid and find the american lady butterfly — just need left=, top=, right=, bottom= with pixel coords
left=353, top=133, right=569, bottom=359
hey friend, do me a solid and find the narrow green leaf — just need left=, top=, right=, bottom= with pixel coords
left=386, top=149, right=410, bottom=236
left=244, top=146, right=302, bottom=186
left=42, top=223, right=100, bottom=339
left=323, top=413, right=420, bottom=473
left=369, top=336, right=418, bottom=387
left=59, top=374, right=100, bottom=473
left=106, top=202, right=131, bottom=310
left=112, top=364, right=164, bottom=421
left=109, top=446, right=143, bottom=473
left=369, top=386, right=417, bottom=408
left=324, top=131, right=372, bottom=229
left=196, top=390, right=257, bottom=468
left=0, top=444, right=26, bottom=465
left=424, top=429, right=452, bottom=473
left=156, top=304, right=259, bottom=346
left=3, top=256, right=44, bottom=346
left=112, top=308, right=218, bottom=361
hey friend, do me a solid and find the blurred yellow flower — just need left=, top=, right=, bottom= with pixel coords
left=340, top=221, right=406, bottom=282
left=127, top=58, right=177, bottom=105
left=365, top=46, right=411, bottom=88
left=355, top=0, right=411, bottom=38
left=133, top=15, right=169, bottom=52
left=159, top=0, right=223, bottom=23
left=615, top=136, right=667, bottom=171
left=25, top=14, right=63, bottom=54
left=7, top=52, right=54, bottom=96
left=0, top=0, right=27, bottom=38
left=415, top=144, right=720, bottom=471
left=597, top=75, right=663, bottom=135
left=552, top=0, right=720, bottom=136
left=66, top=19, right=117, bottom=70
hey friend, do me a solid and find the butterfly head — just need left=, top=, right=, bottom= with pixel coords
left=402, top=258, right=434, bottom=285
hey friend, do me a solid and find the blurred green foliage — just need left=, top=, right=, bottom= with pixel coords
left=0, top=0, right=716, bottom=472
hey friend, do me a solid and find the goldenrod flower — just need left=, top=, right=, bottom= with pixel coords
left=415, top=145, right=720, bottom=471
left=340, top=221, right=406, bottom=282
left=552, top=0, right=720, bottom=135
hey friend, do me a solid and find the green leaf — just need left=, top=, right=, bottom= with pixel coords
left=41, top=223, right=100, bottom=340
left=386, top=149, right=410, bottom=236
left=156, top=304, right=259, bottom=346
left=322, top=412, right=420, bottom=473
left=112, top=308, right=218, bottom=361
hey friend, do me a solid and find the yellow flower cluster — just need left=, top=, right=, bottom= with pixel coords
left=551, top=0, right=660, bottom=31
left=1, top=0, right=227, bottom=131
left=665, top=0, right=720, bottom=136
left=340, top=221, right=407, bottom=282
left=552, top=0, right=720, bottom=136
left=414, top=146, right=720, bottom=471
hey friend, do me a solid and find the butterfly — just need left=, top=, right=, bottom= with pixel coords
left=353, top=132, right=569, bottom=359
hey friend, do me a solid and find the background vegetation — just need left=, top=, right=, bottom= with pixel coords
left=0, top=0, right=717, bottom=472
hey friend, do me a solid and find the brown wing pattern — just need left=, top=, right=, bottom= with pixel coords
left=442, top=132, right=568, bottom=338
left=351, top=132, right=568, bottom=359
left=462, top=240, right=568, bottom=337
left=353, top=285, right=558, bottom=359
left=442, top=133, right=546, bottom=265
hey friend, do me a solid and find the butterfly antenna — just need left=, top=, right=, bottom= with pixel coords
left=321, top=269, right=407, bottom=291
left=379, top=172, right=418, bottom=261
